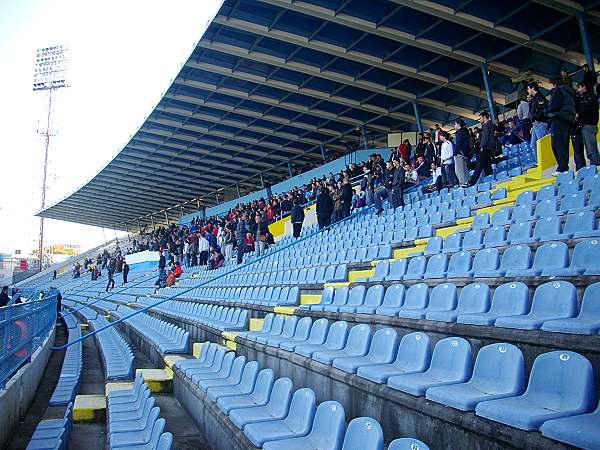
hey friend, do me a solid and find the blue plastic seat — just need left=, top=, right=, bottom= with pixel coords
left=491, top=207, right=512, bottom=226
left=426, top=343, right=525, bottom=411
left=564, top=211, right=600, bottom=239
left=375, top=284, right=405, bottom=316
left=368, top=260, right=389, bottom=282
left=333, top=328, right=398, bottom=374
left=313, top=286, right=349, bottom=312
left=472, top=213, right=491, bottom=230
left=280, top=318, right=329, bottom=351
left=505, top=241, right=569, bottom=277
left=510, top=204, right=534, bottom=223
left=198, top=355, right=247, bottom=391
left=576, top=165, right=597, bottom=181
left=246, top=316, right=285, bottom=342
left=558, top=179, right=580, bottom=196
left=355, top=285, right=385, bottom=314
left=457, top=282, right=530, bottom=326
left=388, top=337, right=472, bottom=396
left=483, top=226, right=507, bottom=248
left=272, top=317, right=313, bottom=349
left=494, top=281, right=577, bottom=330
left=541, top=282, right=600, bottom=334
left=341, top=417, right=384, bottom=450
left=536, top=185, right=557, bottom=201
left=302, top=287, right=333, bottom=310
left=561, top=191, right=586, bottom=212
left=426, top=283, right=490, bottom=322
left=357, top=332, right=431, bottom=384
left=229, top=378, right=294, bottom=429
left=534, top=198, right=563, bottom=217
left=217, top=369, right=275, bottom=414
left=259, top=316, right=299, bottom=346
left=541, top=400, right=600, bottom=449
left=551, top=238, right=600, bottom=276
left=461, top=229, right=483, bottom=251
left=476, top=351, right=595, bottom=431
left=388, top=438, right=430, bottom=450
left=396, top=284, right=430, bottom=318
left=243, top=388, right=316, bottom=447
left=312, top=324, right=372, bottom=365
left=385, top=259, right=407, bottom=281
left=471, top=248, right=500, bottom=277
left=446, top=251, right=473, bottom=277
left=337, top=285, right=369, bottom=313
left=295, top=321, right=349, bottom=358
left=422, top=254, right=448, bottom=279
left=515, top=190, right=535, bottom=206
left=422, top=236, right=443, bottom=256
left=507, top=221, right=534, bottom=244
left=262, top=401, right=346, bottom=450
left=403, top=256, right=427, bottom=280
left=399, top=283, right=456, bottom=319
left=441, top=232, right=462, bottom=253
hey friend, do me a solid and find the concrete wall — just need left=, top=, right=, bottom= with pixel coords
left=0, top=328, right=55, bottom=448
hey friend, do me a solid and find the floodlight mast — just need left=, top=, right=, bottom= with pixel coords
left=33, top=45, right=69, bottom=271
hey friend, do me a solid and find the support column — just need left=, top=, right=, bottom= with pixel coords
left=481, top=64, right=497, bottom=123
left=259, top=173, right=265, bottom=188
left=150, top=215, right=155, bottom=231
left=236, top=184, right=241, bottom=198
left=360, top=126, right=368, bottom=150
left=320, top=144, right=327, bottom=162
left=164, top=210, right=169, bottom=225
left=578, top=14, right=595, bottom=71
left=412, top=101, right=424, bottom=134
left=136, top=220, right=142, bottom=235
left=287, top=161, right=293, bottom=178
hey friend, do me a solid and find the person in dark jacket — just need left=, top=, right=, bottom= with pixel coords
left=374, top=161, right=395, bottom=215
left=573, top=81, right=600, bottom=168
left=106, top=257, right=116, bottom=292
left=122, top=262, right=130, bottom=285
left=290, top=198, right=305, bottom=238
left=235, top=214, right=248, bottom=264
left=254, top=213, right=269, bottom=256
left=340, top=177, right=353, bottom=219
left=155, top=250, right=166, bottom=287
left=316, top=187, right=334, bottom=230
left=464, top=111, right=495, bottom=187
left=581, top=63, right=597, bottom=94
left=453, top=119, right=471, bottom=186
left=545, top=76, right=576, bottom=173
left=0, top=286, right=10, bottom=308
left=527, top=82, right=549, bottom=152
left=391, top=159, right=405, bottom=208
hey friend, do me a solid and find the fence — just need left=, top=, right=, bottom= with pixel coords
left=0, top=293, right=57, bottom=388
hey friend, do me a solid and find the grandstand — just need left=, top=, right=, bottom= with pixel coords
left=2, top=1, right=600, bottom=450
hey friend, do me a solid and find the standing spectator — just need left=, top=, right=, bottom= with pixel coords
left=464, top=111, right=495, bottom=187
left=254, top=213, right=268, bottom=256
left=155, top=250, right=166, bottom=287
left=290, top=198, right=305, bottom=238
left=414, top=156, right=429, bottom=181
left=198, top=234, right=210, bottom=266
left=341, top=177, right=353, bottom=220
left=316, top=187, right=334, bottom=230
left=581, top=63, right=597, bottom=93
left=122, top=261, right=129, bottom=285
left=392, top=159, right=405, bottom=208
left=332, top=181, right=343, bottom=223
left=223, top=224, right=234, bottom=262
left=527, top=82, right=548, bottom=151
left=545, top=76, right=576, bottom=174
left=517, top=94, right=532, bottom=141
left=0, top=286, right=10, bottom=307
left=235, top=214, right=248, bottom=264
left=375, top=161, right=395, bottom=215
left=188, top=237, right=198, bottom=267
left=453, top=119, right=471, bottom=186
left=106, top=257, right=116, bottom=292
left=439, top=132, right=457, bottom=187
left=52, top=269, right=57, bottom=280
left=573, top=81, right=600, bottom=169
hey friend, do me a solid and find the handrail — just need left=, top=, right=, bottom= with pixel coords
left=50, top=202, right=377, bottom=351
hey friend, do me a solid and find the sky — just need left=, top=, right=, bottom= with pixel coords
left=0, top=0, right=223, bottom=257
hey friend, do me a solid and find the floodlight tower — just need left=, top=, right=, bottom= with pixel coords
left=33, top=45, right=69, bottom=271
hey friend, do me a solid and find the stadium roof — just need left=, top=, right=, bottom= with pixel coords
left=39, top=0, right=600, bottom=230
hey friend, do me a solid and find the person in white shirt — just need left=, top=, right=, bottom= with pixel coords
left=439, top=132, right=458, bottom=187
left=198, top=235, right=210, bottom=266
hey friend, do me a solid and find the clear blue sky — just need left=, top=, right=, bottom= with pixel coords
left=0, top=0, right=223, bottom=256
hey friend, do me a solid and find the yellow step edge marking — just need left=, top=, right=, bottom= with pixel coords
left=300, top=294, right=322, bottom=305
left=164, top=355, right=187, bottom=369
left=323, top=282, right=351, bottom=289
left=225, top=339, right=237, bottom=351
left=348, top=269, right=375, bottom=282
left=135, top=368, right=173, bottom=393
left=455, top=217, right=474, bottom=226
left=273, top=306, right=297, bottom=315
left=192, top=342, right=204, bottom=358
left=105, top=381, right=134, bottom=397
left=79, top=323, right=88, bottom=330
left=413, top=238, right=430, bottom=246
left=249, top=318, right=264, bottom=331
left=222, top=331, right=239, bottom=341
left=73, top=395, right=106, bottom=422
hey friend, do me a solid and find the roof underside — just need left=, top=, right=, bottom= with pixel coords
left=39, top=0, right=600, bottom=230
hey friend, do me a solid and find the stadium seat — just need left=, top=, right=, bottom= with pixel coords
left=313, top=286, right=349, bottom=312
left=217, top=369, right=275, bottom=414
left=262, top=401, right=346, bottom=450
left=446, top=251, right=473, bottom=277
left=388, top=438, right=430, bottom=450
left=475, top=351, right=595, bottom=431
left=280, top=318, right=329, bottom=352
left=494, top=281, right=577, bottom=330
left=482, top=226, right=507, bottom=248
left=333, top=328, right=398, bottom=374
left=243, top=388, right=316, bottom=447
left=385, top=259, right=408, bottom=281
left=271, top=317, right=312, bottom=348
left=387, top=337, right=472, bottom=396
left=540, top=400, right=600, bottom=450
left=461, top=229, right=483, bottom=251
left=341, top=417, right=384, bottom=450
left=507, top=221, right=534, bottom=244
left=490, top=207, right=512, bottom=226
left=302, top=287, right=334, bottom=310
left=368, top=260, right=389, bottom=282
left=395, top=283, right=430, bottom=318
left=563, top=211, right=600, bottom=239
left=422, top=254, right=448, bottom=279
left=510, top=205, right=534, bottom=223
left=295, top=321, right=349, bottom=358
left=471, top=248, right=500, bottom=277
left=312, top=324, right=372, bottom=365
left=426, top=283, right=490, bottom=322
left=422, top=236, right=443, bottom=256
left=425, top=343, right=525, bottom=411
left=457, top=282, right=530, bottom=326
left=357, top=332, right=431, bottom=384
left=198, top=355, right=246, bottom=391
left=399, top=283, right=456, bottom=319
left=258, top=316, right=298, bottom=345
left=505, top=242, right=568, bottom=277
left=441, top=232, right=462, bottom=253
left=403, top=256, right=427, bottom=280
left=374, top=284, right=406, bottom=316
left=339, top=285, right=381, bottom=313
left=541, top=282, right=600, bottom=334
left=550, top=239, right=600, bottom=276
left=229, top=378, right=294, bottom=429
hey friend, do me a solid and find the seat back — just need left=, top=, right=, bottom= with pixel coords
left=569, top=238, right=600, bottom=270
left=491, top=207, right=511, bottom=225
left=320, top=286, right=335, bottom=306
left=499, top=245, right=531, bottom=271
left=306, top=401, right=346, bottom=449
left=251, top=369, right=275, bottom=403
left=237, top=361, right=260, bottom=393
left=579, top=282, right=600, bottom=319
left=324, top=321, right=350, bottom=349
left=388, top=259, right=407, bottom=278
left=368, top=328, right=399, bottom=362
left=332, top=286, right=350, bottom=306
left=456, top=283, right=490, bottom=313
left=343, top=324, right=372, bottom=355
left=393, top=332, right=431, bottom=372
left=427, top=283, right=457, bottom=311
left=265, top=378, right=294, bottom=417
left=427, top=337, right=472, bottom=380
left=156, top=432, right=173, bottom=450
left=483, top=226, right=506, bottom=247
left=380, top=284, right=405, bottom=308
left=511, top=204, right=534, bottom=222
left=525, top=351, right=594, bottom=411
left=306, top=318, right=330, bottom=344
left=346, top=285, right=367, bottom=307
left=341, top=417, right=384, bottom=450
left=388, top=438, right=430, bottom=450
left=469, top=343, right=525, bottom=395
left=561, top=191, right=586, bottom=211
left=472, top=212, right=490, bottom=230
left=529, top=281, right=577, bottom=318
left=490, top=282, right=531, bottom=315
left=267, top=315, right=286, bottom=336
left=424, top=254, right=448, bottom=278
left=363, top=285, right=385, bottom=307
left=447, top=251, right=472, bottom=274
left=402, top=283, right=429, bottom=309
left=372, top=260, right=390, bottom=279
left=405, top=256, right=426, bottom=278
left=473, top=248, right=500, bottom=271
left=536, top=185, right=557, bottom=201
left=292, top=317, right=313, bottom=340
left=442, top=233, right=462, bottom=252
left=423, top=236, right=443, bottom=255
left=283, top=388, right=317, bottom=433
left=507, top=221, right=532, bottom=242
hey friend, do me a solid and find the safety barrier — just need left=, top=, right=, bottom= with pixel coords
left=0, top=293, right=58, bottom=388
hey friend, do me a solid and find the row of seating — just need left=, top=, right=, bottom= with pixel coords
left=170, top=286, right=301, bottom=307
left=116, top=306, right=189, bottom=354
left=240, top=321, right=597, bottom=445
left=26, top=403, right=73, bottom=450
left=106, top=374, right=172, bottom=449
left=303, top=281, right=600, bottom=333
left=49, top=315, right=82, bottom=406
left=137, top=299, right=249, bottom=332
left=370, top=239, right=599, bottom=281
left=175, top=343, right=430, bottom=450
left=89, top=316, right=134, bottom=380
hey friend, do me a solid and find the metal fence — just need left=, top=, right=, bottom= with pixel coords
left=0, top=293, right=57, bottom=388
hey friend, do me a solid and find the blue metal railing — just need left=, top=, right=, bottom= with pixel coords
left=0, top=293, right=58, bottom=388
